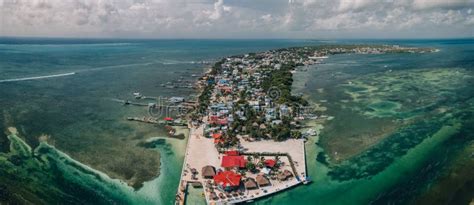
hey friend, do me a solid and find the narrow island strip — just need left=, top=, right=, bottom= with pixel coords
left=174, top=45, right=436, bottom=205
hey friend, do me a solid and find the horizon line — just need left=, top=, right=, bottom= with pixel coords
left=1, top=35, right=473, bottom=41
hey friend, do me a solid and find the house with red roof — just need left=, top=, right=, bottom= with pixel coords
left=211, top=133, right=222, bottom=139
left=219, top=86, right=233, bottom=94
left=209, top=116, right=228, bottom=126
left=218, top=118, right=228, bottom=125
left=224, top=150, right=239, bottom=156
left=264, top=159, right=276, bottom=168
left=221, top=155, right=247, bottom=169
left=212, top=133, right=223, bottom=144
left=209, top=115, right=219, bottom=123
left=213, top=171, right=241, bottom=191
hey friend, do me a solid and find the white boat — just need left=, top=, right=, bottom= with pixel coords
left=302, top=176, right=312, bottom=184
left=309, top=56, right=328, bottom=59
left=133, top=92, right=142, bottom=99
left=305, top=129, right=317, bottom=136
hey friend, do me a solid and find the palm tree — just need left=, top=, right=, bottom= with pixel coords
left=252, top=154, right=259, bottom=164
left=247, top=156, right=253, bottom=162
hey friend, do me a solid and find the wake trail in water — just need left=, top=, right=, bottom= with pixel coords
left=82, top=62, right=153, bottom=72
left=0, top=72, right=76, bottom=83
left=0, top=60, right=206, bottom=83
left=0, top=62, right=154, bottom=83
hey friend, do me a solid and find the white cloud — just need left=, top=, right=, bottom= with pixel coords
left=0, top=0, right=473, bottom=38
left=412, top=0, right=474, bottom=10
left=338, top=0, right=379, bottom=12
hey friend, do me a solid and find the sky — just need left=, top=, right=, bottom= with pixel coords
left=0, top=0, right=473, bottom=39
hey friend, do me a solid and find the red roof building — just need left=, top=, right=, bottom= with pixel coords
left=224, top=150, right=239, bottom=156
left=212, top=133, right=222, bottom=139
left=164, top=117, right=173, bottom=121
left=209, top=115, right=219, bottom=121
left=212, top=133, right=223, bottom=144
left=221, top=156, right=247, bottom=168
left=264, top=159, right=276, bottom=168
left=220, top=86, right=233, bottom=94
left=218, top=118, right=228, bottom=125
left=213, top=171, right=241, bottom=189
left=209, top=116, right=229, bottom=125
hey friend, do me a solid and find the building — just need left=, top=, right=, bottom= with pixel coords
left=213, top=171, right=242, bottom=191
left=264, top=159, right=276, bottom=168
left=244, top=178, right=258, bottom=190
left=169, top=97, right=185, bottom=103
left=221, top=155, right=247, bottom=169
left=201, top=165, right=216, bottom=179
left=224, top=150, right=240, bottom=156
left=256, top=175, right=271, bottom=187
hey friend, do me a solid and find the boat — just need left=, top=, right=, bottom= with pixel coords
left=309, top=56, right=328, bottom=59
left=133, top=92, right=143, bottom=99
left=191, top=182, right=202, bottom=188
left=302, top=176, right=312, bottom=184
left=305, top=129, right=317, bottom=136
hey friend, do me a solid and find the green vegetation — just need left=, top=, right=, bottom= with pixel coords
left=198, top=83, right=214, bottom=113
left=261, top=62, right=308, bottom=106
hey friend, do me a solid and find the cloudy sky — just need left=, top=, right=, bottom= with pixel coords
left=1, top=0, right=473, bottom=38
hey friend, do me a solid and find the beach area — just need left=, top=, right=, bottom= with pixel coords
left=176, top=124, right=307, bottom=204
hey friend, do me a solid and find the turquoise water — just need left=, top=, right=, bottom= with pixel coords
left=0, top=38, right=473, bottom=204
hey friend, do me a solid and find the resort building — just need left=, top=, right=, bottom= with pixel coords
left=213, top=171, right=242, bottom=191
left=221, top=155, right=247, bottom=169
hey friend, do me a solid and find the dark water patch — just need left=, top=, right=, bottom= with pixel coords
left=370, top=110, right=474, bottom=205
left=316, top=152, right=330, bottom=166
left=369, top=101, right=399, bottom=111
left=341, top=85, right=368, bottom=92
left=7, top=154, right=25, bottom=166
left=0, top=135, right=9, bottom=153
left=137, top=138, right=166, bottom=148
left=62, top=160, right=104, bottom=182
left=0, top=149, right=126, bottom=205
left=0, top=117, right=8, bottom=153
left=319, top=107, right=399, bottom=160
left=49, top=161, right=125, bottom=205
left=328, top=114, right=447, bottom=181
